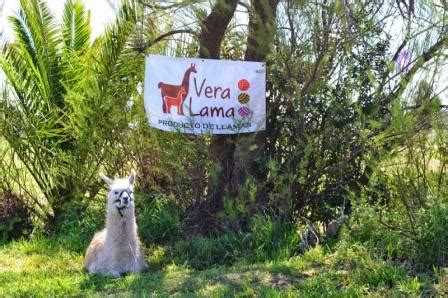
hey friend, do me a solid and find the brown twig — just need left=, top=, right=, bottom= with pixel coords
left=133, top=29, right=197, bottom=53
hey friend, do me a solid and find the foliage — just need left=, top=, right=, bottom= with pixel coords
left=263, top=34, right=391, bottom=222
left=125, top=101, right=211, bottom=208
left=0, top=0, right=447, bottom=295
left=0, top=189, right=32, bottom=242
left=0, top=0, right=140, bottom=223
left=166, top=215, right=300, bottom=269
left=347, top=98, right=448, bottom=268
left=136, top=193, right=181, bottom=245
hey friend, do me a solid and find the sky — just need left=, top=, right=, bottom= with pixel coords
left=0, top=0, right=117, bottom=41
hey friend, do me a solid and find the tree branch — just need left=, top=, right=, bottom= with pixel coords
left=385, top=30, right=448, bottom=104
left=199, top=0, right=239, bottom=59
left=245, top=0, right=278, bottom=61
left=133, top=29, right=196, bottom=53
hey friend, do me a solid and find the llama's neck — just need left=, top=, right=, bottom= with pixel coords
left=178, top=89, right=186, bottom=98
left=105, top=210, right=138, bottom=245
left=181, top=69, right=193, bottom=90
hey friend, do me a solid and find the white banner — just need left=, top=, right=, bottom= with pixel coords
left=144, top=55, right=266, bottom=134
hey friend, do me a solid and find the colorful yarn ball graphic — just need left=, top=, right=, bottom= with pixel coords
left=238, top=93, right=250, bottom=104
left=238, top=79, right=250, bottom=91
left=238, top=106, right=251, bottom=117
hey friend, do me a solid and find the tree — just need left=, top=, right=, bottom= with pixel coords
left=185, top=0, right=448, bottom=234
left=134, top=0, right=447, bottom=235
left=0, top=0, right=139, bottom=224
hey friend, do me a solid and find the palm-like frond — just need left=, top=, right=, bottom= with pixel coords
left=62, top=0, right=91, bottom=53
left=91, top=1, right=136, bottom=86
left=65, top=1, right=140, bottom=186
left=8, top=0, right=64, bottom=108
left=1, top=0, right=141, bottom=221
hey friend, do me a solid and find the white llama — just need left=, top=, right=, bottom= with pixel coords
left=84, top=170, right=146, bottom=277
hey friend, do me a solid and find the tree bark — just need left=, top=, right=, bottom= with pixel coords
left=183, top=0, right=279, bottom=235
left=198, top=0, right=239, bottom=59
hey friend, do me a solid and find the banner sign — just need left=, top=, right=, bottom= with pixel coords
left=144, top=55, right=266, bottom=134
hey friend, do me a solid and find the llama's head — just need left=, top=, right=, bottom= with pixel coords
left=99, top=170, right=136, bottom=218
left=189, top=63, right=197, bottom=73
left=179, top=87, right=186, bottom=95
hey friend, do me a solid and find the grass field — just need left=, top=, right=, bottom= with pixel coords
left=1, top=234, right=446, bottom=297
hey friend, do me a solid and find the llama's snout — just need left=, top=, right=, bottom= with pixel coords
left=117, top=196, right=130, bottom=208
left=113, top=190, right=133, bottom=211
left=122, top=196, right=129, bottom=204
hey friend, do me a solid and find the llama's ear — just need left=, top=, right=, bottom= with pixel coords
left=99, top=173, right=114, bottom=186
left=129, top=169, right=136, bottom=185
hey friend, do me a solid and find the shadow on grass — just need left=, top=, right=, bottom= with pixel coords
left=78, top=266, right=191, bottom=295
left=77, top=263, right=306, bottom=296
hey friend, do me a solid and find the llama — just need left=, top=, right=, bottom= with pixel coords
left=84, top=170, right=146, bottom=277
left=163, top=87, right=187, bottom=115
left=158, top=63, right=197, bottom=115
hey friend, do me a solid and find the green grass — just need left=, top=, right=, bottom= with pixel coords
left=1, top=235, right=446, bottom=297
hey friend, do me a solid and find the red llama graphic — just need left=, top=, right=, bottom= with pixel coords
left=163, top=87, right=187, bottom=115
left=158, top=63, right=197, bottom=115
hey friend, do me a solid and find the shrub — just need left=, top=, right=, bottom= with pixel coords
left=168, top=215, right=301, bottom=269
left=248, top=215, right=300, bottom=262
left=172, top=234, right=244, bottom=269
left=0, top=190, right=33, bottom=242
left=137, top=193, right=181, bottom=245
left=347, top=102, right=448, bottom=268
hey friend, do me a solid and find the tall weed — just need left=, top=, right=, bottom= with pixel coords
left=348, top=99, right=447, bottom=268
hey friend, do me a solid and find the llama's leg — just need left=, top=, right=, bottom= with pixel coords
left=179, top=98, right=185, bottom=115
left=167, top=103, right=172, bottom=114
left=162, top=94, right=167, bottom=113
left=130, top=251, right=147, bottom=273
left=162, top=98, right=167, bottom=113
left=94, top=266, right=121, bottom=277
left=84, top=230, right=106, bottom=273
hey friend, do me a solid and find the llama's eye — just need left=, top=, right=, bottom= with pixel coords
left=114, top=191, right=119, bottom=195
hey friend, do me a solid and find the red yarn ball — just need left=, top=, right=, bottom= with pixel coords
left=238, top=79, right=250, bottom=91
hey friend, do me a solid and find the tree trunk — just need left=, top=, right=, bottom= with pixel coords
left=183, top=0, right=278, bottom=236
left=230, top=0, right=278, bottom=198
left=182, top=0, right=239, bottom=236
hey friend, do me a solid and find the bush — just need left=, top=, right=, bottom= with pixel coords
left=137, top=193, right=181, bottom=245
left=51, top=198, right=104, bottom=252
left=346, top=98, right=448, bottom=269
left=417, top=201, right=448, bottom=266
left=0, top=190, right=33, bottom=242
left=248, top=215, right=300, bottom=262
left=0, top=0, right=140, bottom=225
left=168, top=215, right=301, bottom=269
left=349, top=192, right=448, bottom=268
